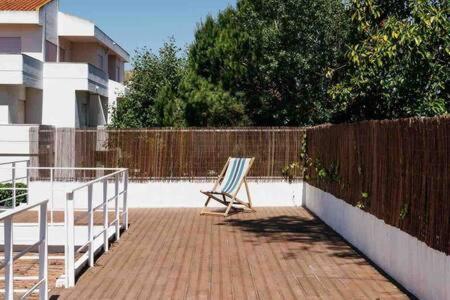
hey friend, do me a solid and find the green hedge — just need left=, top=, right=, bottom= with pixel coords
left=0, top=183, right=27, bottom=208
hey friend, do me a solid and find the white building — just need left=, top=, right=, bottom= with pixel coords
left=0, top=0, right=129, bottom=127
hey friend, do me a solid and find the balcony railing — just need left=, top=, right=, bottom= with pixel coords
left=87, top=63, right=108, bottom=81
left=0, top=54, right=43, bottom=88
left=0, top=161, right=129, bottom=288
left=44, top=62, right=109, bottom=96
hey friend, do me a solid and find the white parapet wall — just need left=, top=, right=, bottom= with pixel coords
left=0, top=124, right=37, bottom=157
left=304, top=182, right=450, bottom=300
left=126, top=180, right=304, bottom=208
left=28, top=180, right=304, bottom=209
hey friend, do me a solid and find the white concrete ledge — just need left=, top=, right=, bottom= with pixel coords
left=29, top=180, right=304, bottom=209
left=304, top=183, right=450, bottom=300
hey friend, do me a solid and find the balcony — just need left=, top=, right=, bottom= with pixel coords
left=43, top=63, right=109, bottom=97
left=0, top=54, right=43, bottom=89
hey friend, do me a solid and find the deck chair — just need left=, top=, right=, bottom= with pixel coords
left=200, top=157, right=255, bottom=217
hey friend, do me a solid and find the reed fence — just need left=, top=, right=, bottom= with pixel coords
left=26, top=117, right=450, bottom=253
left=305, top=116, right=449, bottom=255
left=32, top=128, right=305, bottom=180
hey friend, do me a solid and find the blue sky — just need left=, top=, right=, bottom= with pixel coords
left=60, top=0, right=236, bottom=56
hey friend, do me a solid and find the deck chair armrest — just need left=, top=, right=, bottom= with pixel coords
left=201, top=191, right=226, bottom=195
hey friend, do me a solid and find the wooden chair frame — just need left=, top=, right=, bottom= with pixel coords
left=200, top=157, right=256, bottom=217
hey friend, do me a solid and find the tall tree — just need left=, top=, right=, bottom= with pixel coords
left=110, top=38, right=186, bottom=128
left=185, top=0, right=351, bottom=126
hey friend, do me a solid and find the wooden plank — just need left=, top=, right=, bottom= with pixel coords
left=51, top=207, right=410, bottom=300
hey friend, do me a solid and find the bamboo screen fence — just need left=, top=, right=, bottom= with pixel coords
left=30, top=117, right=449, bottom=253
left=305, top=116, right=449, bottom=255
left=32, top=128, right=305, bottom=180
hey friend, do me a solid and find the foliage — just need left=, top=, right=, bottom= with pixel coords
left=113, top=0, right=449, bottom=127
left=330, top=0, right=450, bottom=122
left=282, top=162, right=301, bottom=183
left=187, top=0, right=351, bottom=126
left=313, top=159, right=340, bottom=183
left=0, top=183, right=27, bottom=208
left=110, top=38, right=187, bottom=128
left=355, top=191, right=370, bottom=209
left=181, top=71, right=248, bottom=126
left=356, top=201, right=366, bottom=209
left=400, top=203, right=409, bottom=219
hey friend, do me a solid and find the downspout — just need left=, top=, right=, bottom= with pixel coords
left=56, top=0, right=60, bottom=62
left=41, top=6, right=46, bottom=61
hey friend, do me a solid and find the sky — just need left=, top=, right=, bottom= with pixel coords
left=60, top=0, right=236, bottom=57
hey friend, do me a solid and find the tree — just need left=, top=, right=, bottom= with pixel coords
left=182, top=70, right=248, bottom=126
left=186, top=0, right=351, bottom=126
left=110, top=38, right=186, bottom=128
left=112, top=0, right=448, bottom=128
left=181, top=8, right=252, bottom=126
left=329, top=0, right=450, bottom=122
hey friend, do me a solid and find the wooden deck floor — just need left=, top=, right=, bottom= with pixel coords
left=51, top=207, right=410, bottom=300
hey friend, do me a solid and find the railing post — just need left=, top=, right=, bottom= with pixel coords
left=123, top=170, right=128, bottom=230
left=50, top=168, right=54, bottom=224
left=39, top=201, right=48, bottom=299
left=26, top=160, right=30, bottom=205
left=65, top=192, right=75, bottom=288
left=4, top=216, right=13, bottom=300
left=103, top=179, right=109, bottom=252
left=114, top=174, right=120, bottom=241
left=88, top=185, right=94, bottom=267
left=12, top=162, right=16, bottom=208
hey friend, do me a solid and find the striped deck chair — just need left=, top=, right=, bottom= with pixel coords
left=201, top=157, right=255, bottom=217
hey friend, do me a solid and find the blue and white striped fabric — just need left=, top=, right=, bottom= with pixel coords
left=220, top=158, right=252, bottom=195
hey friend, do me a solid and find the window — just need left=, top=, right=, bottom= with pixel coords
left=116, top=66, right=121, bottom=82
left=59, top=47, right=66, bottom=62
left=97, top=54, right=104, bottom=70
left=0, top=37, right=21, bottom=54
left=76, top=92, right=89, bottom=128
left=45, top=40, right=57, bottom=62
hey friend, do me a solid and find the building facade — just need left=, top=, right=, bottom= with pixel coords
left=0, top=0, right=129, bottom=127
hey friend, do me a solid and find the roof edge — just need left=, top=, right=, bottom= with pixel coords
left=35, top=0, right=54, bottom=11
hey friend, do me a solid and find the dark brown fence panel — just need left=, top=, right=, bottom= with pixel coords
left=305, top=117, right=450, bottom=255
left=36, top=128, right=304, bottom=180
left=29, top=125, right=54, bottom=179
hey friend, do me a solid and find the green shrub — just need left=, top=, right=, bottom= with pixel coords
left=0, top=183, right=28, bottom=208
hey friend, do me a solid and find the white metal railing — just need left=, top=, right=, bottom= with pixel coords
left=0, top=199, right=49, bottom=300
left=0, top=160, right=30, bottom=208
left=64, top=168, right=128, bottom=287
left=0, top=161, right=129, bottom=289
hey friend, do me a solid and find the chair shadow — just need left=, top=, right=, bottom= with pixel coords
left=216, top=214, right=362, bottom=262
left=215, top=213, right=417, bottom=299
